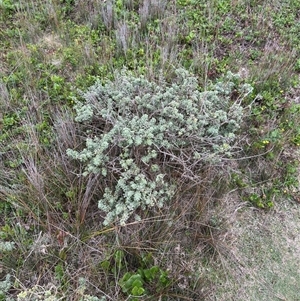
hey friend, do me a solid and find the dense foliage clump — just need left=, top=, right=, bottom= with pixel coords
left=67, top=69, right=253, bottom=225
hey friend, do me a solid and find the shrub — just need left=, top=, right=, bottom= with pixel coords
left=67, top=68, right=252, bottom=225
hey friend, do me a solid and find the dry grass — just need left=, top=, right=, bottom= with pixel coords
left=208, top=197, right=300, bottom=301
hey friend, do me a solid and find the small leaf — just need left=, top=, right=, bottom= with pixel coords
left=100, top=260, right=110, bottom=271
left=132, top=279, right=143, bottom=288
left=131, top=286, right=145, bottom=296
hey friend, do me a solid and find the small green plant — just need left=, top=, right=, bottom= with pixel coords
left=248, top=192, right=274, bottom=209
left=2, top=113, right=19, bottom=129
left=282, top=162, right=299, bottom=191
left=100, top=249, right=126, bottom=277
left=54, top=263, right=69, bottom=291
left=291, top=133, right=300, bottom=146
left=119, top=272, right=145, bottom=299
left=0, top=0, right=16, bottom=15
left=231, top=173, right=247, bottom=188
left=294, top=59, right=300, bottom=72
left=119, top=266, right=171, bottom=301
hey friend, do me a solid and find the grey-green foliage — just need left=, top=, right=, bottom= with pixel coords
left=0, top=241, right=15, bottom=252
left=16, top=282, right=107, bottom=301
left=81, top=296, right=106, bottom=301
left=0, top=274, right=12, bottom=300
left=67, top=68, right=252, bottom=225
left=0, top=240, right=15, bottom=300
